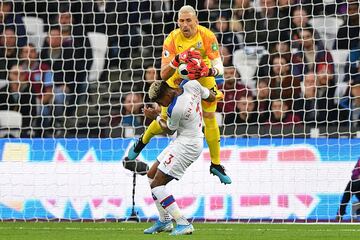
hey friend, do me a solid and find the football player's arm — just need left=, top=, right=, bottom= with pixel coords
left=209, top=57, right=224, bottom=77
left=199, top=83, right=216, bottom=102
left=160, top=36, right=177, bottom=80
left=164, top=108, right=182, bottom=135
left=143, top=106, right=176, bottom=135
left=199, top=33, right=224, bottom=77
left=157, top=117, right=176, bottom=135
left=161, top=60, right=176, bottom=81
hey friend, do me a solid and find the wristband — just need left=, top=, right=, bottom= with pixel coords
left=208, top=68, right=218, bottom=77
left=156, top=115, right=162, bottom=124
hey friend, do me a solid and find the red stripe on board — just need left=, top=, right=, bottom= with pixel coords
left=277, top=149, right=316, bottom=161
left=176, top=197, right=196, bottom=209
left=240, top=196, right=270, bottom=206
left=296, top=195, right=314, bottom=207
left=239, top=150, right=268, bottom=161
left=277, top=195, right=289, bottom=208
left=210, top=196, right=224, bottom=210
left=203, top=149, right=232, bottom=161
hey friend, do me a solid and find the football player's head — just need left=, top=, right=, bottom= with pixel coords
left=178, top=5, right=199, bottom=38
left=149, top=81, right=174, bottom=107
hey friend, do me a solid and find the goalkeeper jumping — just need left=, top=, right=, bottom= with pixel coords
left=126, top=5, right=231, bottom=184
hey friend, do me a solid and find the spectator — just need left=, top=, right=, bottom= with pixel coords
left=343, top=48, right=360, bottom=83
left=40, top=25, right=76, bottom=117
left=138, top=1, right=176, bottom=57
left=230, top=0, right=252, bottom=31
left=142, top=66, right=161, bottom=125
left=257, top=41, right=303, bottom=79
left=53, top=6, right=93, bottom=104
left=254, top=0, right=291, bottom=50
left=338, top=72, right=360, bottom=127
left=80, top=1, right=139, bottom=68
left=269, top=54, right=302, bottom=113
left=297, top=28, right=334, bottom=76
left=290, top=7, right=323, bottom=50
left=213, top=14, right=242, bottom=53
left=0, top=27, right=19, bottom=81
left=22, top=1, right=59, bottom=26
left=300, top=69, right=343, bottom=125
left=198, top=0, right=221, bottom=28
left=219, top=44, right=233, bottom=67
left=0, top=1, right=27, bottom=47
left=235, top=94, right=261, bottom=125
left=139, top=65, right=161, bottom=106
left=20, top=43, right=54, bottom=137
left=230, top=0, right=285, bottom=48
left=256, top=77, right=271, bottom=122
left=292, top=0, right=324, bottom=17
left=217, top=65, right=248, bottom=124
left=336, top=158, right=360, bottom=221
left=7, top=65, right=36, bottom=136
left=334, top=0, right=360, bottom=50
left=268, top=97, right=301, bottom=125
left=120, top=93, right=144, bottom=127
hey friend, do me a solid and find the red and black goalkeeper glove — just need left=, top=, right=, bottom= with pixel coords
left=187, top=60, right=202, bottom=80
left=198, top=60, right=218, bottom=78
left=170, top=48, right=201, bottom=68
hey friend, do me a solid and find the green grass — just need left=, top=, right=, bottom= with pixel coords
left=0, top=222, right=360, bottom=240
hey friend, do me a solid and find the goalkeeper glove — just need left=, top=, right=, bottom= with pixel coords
left=170, top=48, right=201, bottom=68
left=199, top=60, right=218, bottom=78
left=186, top=59, right=202, bottom=80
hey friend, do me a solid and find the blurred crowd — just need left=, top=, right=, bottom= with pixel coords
left=0, top=0, right=359, bottom=138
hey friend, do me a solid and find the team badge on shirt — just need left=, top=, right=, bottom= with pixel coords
left=196, top=41, right=202, bottom=49
left=163, top=50, right=170, bottom=58
left=211, top=43, right=218, bottom=51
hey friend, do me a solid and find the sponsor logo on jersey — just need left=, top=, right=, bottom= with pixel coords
left=211, top=42, right=218, bottom=51
left=163, top=50, right=170, bottom=58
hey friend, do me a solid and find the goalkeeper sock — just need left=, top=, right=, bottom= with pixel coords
left=148, top=178, right=171, bottom=222
left=152, top=186, right=189, bottom=225
left=142, top=120, right=164, bottom=144
left=204, top=117, right=221, bottom=165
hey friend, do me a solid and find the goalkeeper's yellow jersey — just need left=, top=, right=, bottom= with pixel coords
left=161, top=25, right=221, bottom=89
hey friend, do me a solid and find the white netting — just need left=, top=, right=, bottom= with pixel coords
left=0, top=0, right=359, bottom=222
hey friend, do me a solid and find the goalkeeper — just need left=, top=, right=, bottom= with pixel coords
left=126, top=5, right=231, bottom=184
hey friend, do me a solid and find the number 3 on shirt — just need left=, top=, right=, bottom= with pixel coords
left=165, top=154, right=174, bottom=165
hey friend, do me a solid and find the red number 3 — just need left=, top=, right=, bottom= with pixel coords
left=165, top=154, right=174, bottom=165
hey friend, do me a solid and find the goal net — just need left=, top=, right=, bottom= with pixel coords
left=0, top=0, right=359, bottom=222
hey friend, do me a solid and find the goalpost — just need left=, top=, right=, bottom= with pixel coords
left=0, top=0, right=359, bottom=222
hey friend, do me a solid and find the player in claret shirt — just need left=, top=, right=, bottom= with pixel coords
left=126, top=5, right=232, bottom=184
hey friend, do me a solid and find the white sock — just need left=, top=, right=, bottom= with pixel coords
left=148, top=178, right=171, bottom=222
left=151, top=185, right=189, bottom=225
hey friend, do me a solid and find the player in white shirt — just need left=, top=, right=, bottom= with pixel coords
left=142, top=80, right=215, bottom=235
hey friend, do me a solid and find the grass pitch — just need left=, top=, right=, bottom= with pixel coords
left=0, top=222, right=360, bottom=240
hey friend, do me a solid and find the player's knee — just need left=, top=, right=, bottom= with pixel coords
left=150, top=179, right=163, bottom=189
left=147, top=171, right=154, bottom=179
left=150, top=175, right=168, bottom=189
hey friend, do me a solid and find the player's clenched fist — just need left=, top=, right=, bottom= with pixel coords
left=170, top=48, right=201, bottom=68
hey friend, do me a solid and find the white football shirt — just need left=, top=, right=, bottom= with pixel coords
left=166, top=80, right=210, bottom=139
